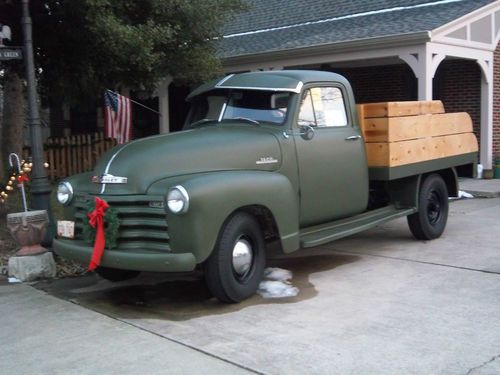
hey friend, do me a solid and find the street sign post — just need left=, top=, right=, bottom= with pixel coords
left=0, top=47, right=22, bottom=60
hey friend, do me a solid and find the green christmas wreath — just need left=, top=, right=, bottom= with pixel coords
left=82, top=201, right=120, bottom=249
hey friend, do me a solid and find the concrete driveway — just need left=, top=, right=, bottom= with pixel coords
left=3, top=197, right=500, bottom=374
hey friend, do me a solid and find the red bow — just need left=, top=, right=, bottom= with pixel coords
left=87, top=197, right=109, bottom=271
left=18, top=175, right=29, bottom=183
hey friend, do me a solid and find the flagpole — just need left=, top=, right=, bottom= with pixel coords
left=107, top=90, right=161, bottom=116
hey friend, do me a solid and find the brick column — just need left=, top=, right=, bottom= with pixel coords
left=493, top=42, right=500, bottom=162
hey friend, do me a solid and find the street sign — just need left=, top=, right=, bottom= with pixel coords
left=0, top=47, right=23, bottom=60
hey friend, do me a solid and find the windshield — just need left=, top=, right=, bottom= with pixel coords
left=185, top=89, right=291, bottom=128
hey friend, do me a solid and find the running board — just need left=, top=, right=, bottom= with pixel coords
left=300, top=205, right=417, bottom=248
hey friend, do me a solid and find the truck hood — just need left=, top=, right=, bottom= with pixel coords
left=91, top=126, right=282, bottom=195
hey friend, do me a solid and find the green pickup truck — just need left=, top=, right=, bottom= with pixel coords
left=54, top=70, right=477, bottom=303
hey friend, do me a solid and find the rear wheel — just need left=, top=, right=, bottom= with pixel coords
left=407, top=174, right=449, bottom=240
left=95, top=267, right=140, bottom=282
left=204, top=212, right=265, bottom=303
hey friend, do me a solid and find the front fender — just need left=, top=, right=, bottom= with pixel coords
left=151, top=171, right=299, bottom=263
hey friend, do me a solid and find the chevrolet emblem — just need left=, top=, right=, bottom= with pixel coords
left=92, top=174, right=128, bottom=184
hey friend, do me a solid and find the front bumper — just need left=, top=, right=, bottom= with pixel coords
left=53, top=238, right=197, bottom=272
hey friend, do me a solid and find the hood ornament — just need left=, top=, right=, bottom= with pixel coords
left=92, top=174, right=128, bottom=184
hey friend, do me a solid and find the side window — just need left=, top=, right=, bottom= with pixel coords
left=298, top=87, right=348, bottom=127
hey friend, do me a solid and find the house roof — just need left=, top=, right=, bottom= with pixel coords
left=219, top=0, right=496, bottom=59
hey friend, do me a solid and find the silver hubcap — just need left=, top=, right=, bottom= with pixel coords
left=232, top=237, right=253, bottom=278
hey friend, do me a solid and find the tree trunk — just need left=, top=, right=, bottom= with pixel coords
left=1, top=72, right=25, bottom=182
left=0, top=72, right=25, bottom=220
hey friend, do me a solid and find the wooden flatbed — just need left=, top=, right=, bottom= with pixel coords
left=357, top=100, right=478, bottom=180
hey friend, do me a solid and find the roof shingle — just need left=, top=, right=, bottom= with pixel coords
left=219, top=0, right=496, bottom=58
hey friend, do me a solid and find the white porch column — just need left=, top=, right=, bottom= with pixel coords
left=478, top=60, right=493, bottom=170
left=158, top=77, right=173, bottom=134
left=418, top=52, right=433, bottom=101
left=399, top=46, right=433, bottom=100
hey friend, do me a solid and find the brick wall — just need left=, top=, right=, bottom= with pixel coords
left=334, top=64, right=417, bottom=103
left=433, top=59, right=482, bottom=149
left=331, top=56, right=497, bottom=166
left=494, top=42, right=500, bottom=163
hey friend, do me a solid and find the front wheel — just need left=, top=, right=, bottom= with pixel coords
left=204, top=212, right=266, bottom=303
left=407, top=174, right=449, bottom=240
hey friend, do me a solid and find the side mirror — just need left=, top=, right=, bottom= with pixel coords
left=300, top=125, right=315, bottom=140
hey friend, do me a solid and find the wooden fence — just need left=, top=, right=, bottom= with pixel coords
left=23, top=132, right=117, bottom=182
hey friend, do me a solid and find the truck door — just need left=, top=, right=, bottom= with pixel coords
left=294, top=85, right=368, bottom=227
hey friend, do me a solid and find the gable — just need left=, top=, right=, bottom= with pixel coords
left=433, top=1, right=500, bottom=48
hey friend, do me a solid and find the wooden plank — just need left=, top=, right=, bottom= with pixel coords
left=60, top=137, right=67, bottom=177
left=85, top=134, right=92, bottom=171
left=67, top=136, right=72, bottom=176
left=58, top=138, right=64, bottom=178
left=421, top=100, right=445, bottom=115
left=71, top=136, right=77, bottom=176
left=361, top=112, right=473, bottom=142
left=356, top=104, right=365, bottom=128
left=77, top=135, right=83, bottom=172
left=92, top=132, right=98, bottom=166
left=69, top=136, right=75, bottom=176
left=365, top=133, right=478, bottom=167
left=74, top=136, right=79, bottom=173
left=54, top=138, right=61, bottom=178
left=47, top=139, right=55, bottom=182
left=359, top=100, right=445, bottom=119
left=97, top=132, right=104, bottom=156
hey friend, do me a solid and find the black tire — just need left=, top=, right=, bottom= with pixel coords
left=407, top=174, right=449, bottom=240
left=95, top=267, right=140, bottom=282
left=204, top=212, right=266, bottom=303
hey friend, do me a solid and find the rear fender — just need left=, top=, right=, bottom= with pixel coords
left=388, top=167, right=458, bottom=210
left=388, top=175, right=422, bottom=209
left=433, top=168, right=458, bottom=198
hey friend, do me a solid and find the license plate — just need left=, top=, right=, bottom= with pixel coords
left=57, top=220, right=75, bottom=239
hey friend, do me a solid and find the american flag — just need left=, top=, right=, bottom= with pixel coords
left=104, top=90, right=132, bottom=144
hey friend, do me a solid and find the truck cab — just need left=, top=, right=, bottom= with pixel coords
left=186, top=71, right=369, bottom=226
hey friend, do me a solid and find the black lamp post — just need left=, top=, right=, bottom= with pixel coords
left=21, top=0, right=53, bottom=241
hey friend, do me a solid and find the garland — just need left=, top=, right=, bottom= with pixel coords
left=82, top=200, right=120, bottom=249
left=1, top=161, right=33, bottom=204
left=1, top=160, right=50, bottom=205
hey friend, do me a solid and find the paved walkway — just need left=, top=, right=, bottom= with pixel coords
left=0, top=282, right=254, bottom=374
left=460, top=177, right=500, bottom=197
left=2, top=197, right=500, bottom=374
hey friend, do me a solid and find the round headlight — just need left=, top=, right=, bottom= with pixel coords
left=57, top=181, right=73, bottom=205
left=167, top=186, right=189, bottom=214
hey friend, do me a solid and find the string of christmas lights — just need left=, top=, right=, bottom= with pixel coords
left=0, top=160, right=49, bottom=205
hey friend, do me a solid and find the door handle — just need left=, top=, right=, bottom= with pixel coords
left=345, top=135, right=361, bottom=141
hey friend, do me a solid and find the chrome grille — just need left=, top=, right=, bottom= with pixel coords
left=73, top=194, right=170, bottom=252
